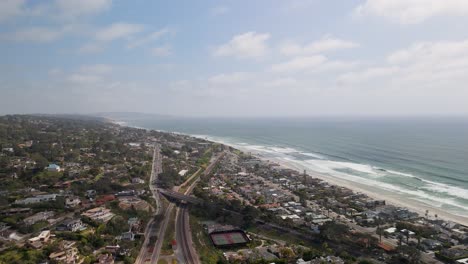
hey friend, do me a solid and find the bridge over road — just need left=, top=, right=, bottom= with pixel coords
left=158, top=189, right=203, bottom=205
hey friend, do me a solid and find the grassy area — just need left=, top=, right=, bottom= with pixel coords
left=178, top=168, right=202, bottom=194
left=189, top=215, right=223, bottom=264
left=157, top=259, right=168, bottom=264
left=246, top=225, right=312, bottom=246
left=93, top=173, right=104, bottom=182
left=196, top=148, right=213, bottom=168
left=160, top=208, right=176, bottom=256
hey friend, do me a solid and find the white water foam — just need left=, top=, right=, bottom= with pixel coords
left=300, top=152, right=324, bottom=159
left=190, top=134, right=468, bottom=217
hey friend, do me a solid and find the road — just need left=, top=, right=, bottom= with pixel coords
left=150, top=203, right=175, bottom=263
left=175, top=152, right=226, bottom=264
left=176, top=205, right=198, bottom=264
left=135, top=144, right=163, bottom=264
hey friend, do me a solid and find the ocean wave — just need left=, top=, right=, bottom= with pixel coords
left=422, top=182, right=468, bottom=201
left=299, top=152, right=324, bottom=159
left=387, top=170, right=468, bottom=201
left=386, top=170, right=415, bottom=178
left=296, top=159, right=468, bottom=213
left=306, top=159, right=384, bottom=177
left=184, top=133, right=468, bottom=217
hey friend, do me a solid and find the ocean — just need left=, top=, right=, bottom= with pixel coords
left=115, top=116, right=468, bottom=219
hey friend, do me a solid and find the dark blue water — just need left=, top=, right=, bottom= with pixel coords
left=119, top=116, right=468, bottom=217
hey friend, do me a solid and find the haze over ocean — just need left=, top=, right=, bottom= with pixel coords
left=118, top=116, right=468, bottom=218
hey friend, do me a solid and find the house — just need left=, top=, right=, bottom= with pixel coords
left=49, top=245, right=79, bottom=264
left=179, top=170, right=189, bottom=176
left=23, top=211, right=55, bottom=226
left=422, top=239, right=443, bottom=250
left=384, top=227, right=397, bottom=235
left=82, top=207, right=115, bottom=223
left=96, top=195, right=116, bottom=205
left=121, top=231, right=135, bottom=241
left=15, top=194, right=58, bottom=205
left=0, top=208, right=32, bottom=215
left=128, top=217, right=141, bottom=231
left=46, top=164, right=62, bottom=172
left=65, top=196, right=81, bottom=207
left=86, top=189, right=97, bottom=199
left=96, top=253, right=114, bottom=264
left=131, top=177, right=145, bottom=184
left=56, top=219, right=85, bottom=232
left=118, top=197, right=150, bottom=211
left=28, top=230, right=51, bottom=248
left=115, top=190, right=136, bottom=197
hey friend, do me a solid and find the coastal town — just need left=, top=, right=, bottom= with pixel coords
left=0, top=115, right=467, bottom=264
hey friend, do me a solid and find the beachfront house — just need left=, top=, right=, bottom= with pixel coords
left=46, top=164, right=62, bottom=172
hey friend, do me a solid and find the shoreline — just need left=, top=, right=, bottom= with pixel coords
left=110, top=119, right=468, bottom=227
left=200, top=138, right=468, bottom=227
left=270, top=156, right=468, bottom=226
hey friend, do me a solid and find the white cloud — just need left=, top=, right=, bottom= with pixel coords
left=0, top=0, right=112, bottom=22
left=210, top=6, right=229, bottom=15
left=66, top=64, right=113, bottom=84
left=80, top=23, right=144, bottom=53
left=271, top=55, right=327, bottom=72
left=208, top=72, right=251, bottom=85
left=48, top=68, right=62, bottom=76
left=151, top=45, right=172, bottom=57
left=0, top=24, right=81, bottom=43
left=79, top=42, right=103, bottom=53
left=213, top=32, right=270, bottom=58
left=95, top=23, right=144, bottom=42
left=354, top=0, right=468, bottom=24
left=270, top=54, right=358, bottom=73
left=79, top=64, right=113, bottom=75
left=55, top=0, right=112, bottom=18
left=280, top=36, right=359, bottom=56
left=387, top=40, right=468, bottom=65
left=68, top=73, right=102, bottom=84
left=262, top=77, right=298, bottom=88
left=338, top=66, right=399, bottom=84
left=339, top=39, right=468, bottom=88
left=127, top=27, right=173, bottom=49
left=170, top=80, right=193, bottom=92
left=0, top=0, right=25, bottom=22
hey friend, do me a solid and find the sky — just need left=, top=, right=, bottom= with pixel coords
left=1, top=0, right=468, bottom=117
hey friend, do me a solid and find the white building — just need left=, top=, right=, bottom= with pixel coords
left=65, top=197, right=81, bottom=207
left=46, top=164, right=62, bottom=172
left=15, top=194, right=58, bottom=205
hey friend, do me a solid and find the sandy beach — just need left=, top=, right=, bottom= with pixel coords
left=233, top=146, right=468, bottom=227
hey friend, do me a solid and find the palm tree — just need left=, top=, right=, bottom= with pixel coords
left=398, top=234, right=404, bottom=246
left=376, top=226, right=383, bottom=243
left=416, top=233, right=422, bottom=250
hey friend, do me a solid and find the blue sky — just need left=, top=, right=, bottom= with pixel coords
left=1, top=0, right=468, bottom=117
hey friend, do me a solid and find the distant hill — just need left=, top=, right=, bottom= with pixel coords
left=93, top=112, right=175, bottom=121
left=29, top=113, right=108, bottom=122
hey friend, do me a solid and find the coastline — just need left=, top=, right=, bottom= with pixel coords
left=111, top=119, right=468, bottom=227
left=270, top=156, right=468, bottom=227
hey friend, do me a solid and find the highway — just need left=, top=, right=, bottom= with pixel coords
left=136, top=150, right=225, bottom=264
left=150, top=203, right=175, bottom=263
left=135, top=144, right=163, bottom=264
left=176, top=206, right=198, bottom=264
left=175, top=152, right=225, bottom=264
